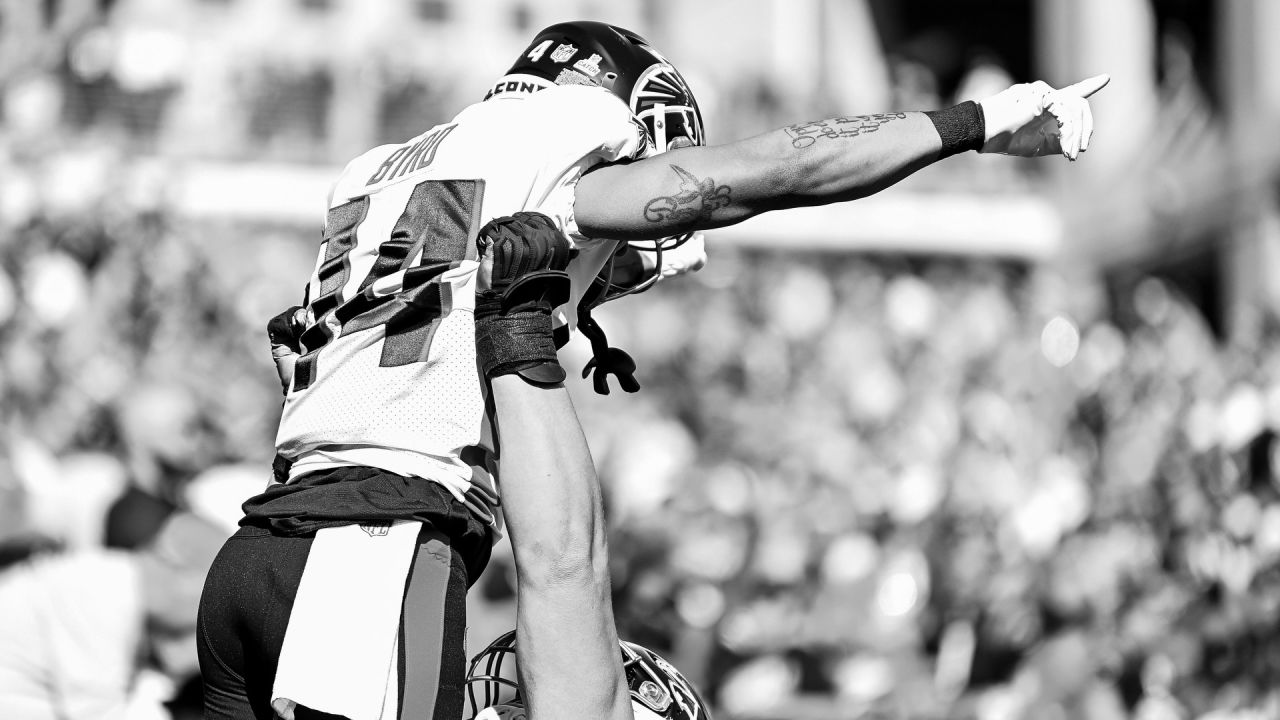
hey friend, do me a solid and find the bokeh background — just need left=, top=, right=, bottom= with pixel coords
left=4, top=0, right=1280, bottom=718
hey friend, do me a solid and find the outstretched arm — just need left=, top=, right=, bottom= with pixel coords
left=575, top=75, right=1109, bottom=241
left=577, top=111, right=942, bottom=240
left=490, top=375, right=630, bottom=720
left=475, top=214, right=631, bottom=720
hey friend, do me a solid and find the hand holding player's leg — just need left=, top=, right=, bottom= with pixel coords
left=474, top=212, right=573, bottom=386
left=476, top=213, right=632, bottom=720
left=267, top=305, right=306, bottom=393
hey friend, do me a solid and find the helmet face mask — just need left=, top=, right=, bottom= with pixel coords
left=465, top=631, right=521, bottom=711
left=466, top=630, right=712, bottom=720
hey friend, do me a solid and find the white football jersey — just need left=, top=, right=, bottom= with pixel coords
left=274, top=85, right=647, bottom=524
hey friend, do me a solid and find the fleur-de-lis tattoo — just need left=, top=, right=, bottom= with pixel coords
left=643, top=165, right=733, bottom=225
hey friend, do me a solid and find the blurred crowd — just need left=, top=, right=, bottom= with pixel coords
left=1, top=25, right=1277, bottom=720
left=0, top=200, right=307, bottom=527
left=5, top=186, right=1279, bottom=719
left=557, top=251, right=1280, bottom=720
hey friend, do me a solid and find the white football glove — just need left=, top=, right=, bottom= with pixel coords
left=978, top=74, right=1110, bottom=160
left=473, top=705, right=527, bottom=720
left=638, top=231, right=707, bottom=280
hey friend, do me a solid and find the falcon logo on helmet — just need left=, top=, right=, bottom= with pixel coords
left=631, top=62, right=704, bottom=153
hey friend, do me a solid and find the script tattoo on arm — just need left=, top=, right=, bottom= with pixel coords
left=643, top=165, right=732, bottom=226
left=784, top=112, right=908, bottom=149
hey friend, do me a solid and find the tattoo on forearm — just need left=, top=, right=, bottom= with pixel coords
left=784, top=113, right=908, bottom=149
left=643, top=165, right=732, bottom=225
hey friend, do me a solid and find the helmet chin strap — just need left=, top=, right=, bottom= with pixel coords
left=578, top=307, right=640, bottom=395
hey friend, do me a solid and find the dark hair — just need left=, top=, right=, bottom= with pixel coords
left=103, top=485, right=177, bottom=550
left=0, top=534, right=62, bottom=572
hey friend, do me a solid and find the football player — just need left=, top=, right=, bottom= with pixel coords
left=467, top=630, right=710, bottom=720
left=200, top=19, right=1109, bottom=720
left=0, top=491, right=225, bottom=720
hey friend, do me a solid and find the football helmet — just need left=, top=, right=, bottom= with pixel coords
left=493, top=20, right=705, bottom=156
left=492, top=21, right=707, bottom=300
left=467, top=630, right=711, bottom=720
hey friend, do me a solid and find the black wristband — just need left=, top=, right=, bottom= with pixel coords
left=474, top=295, right=565, bottom=385
left=923, top=101, right=985, bottom=159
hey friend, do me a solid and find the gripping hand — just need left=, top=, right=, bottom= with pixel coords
left=979, top=74, right=1109, bottom=160
left=267, top=305, right=306, bottom=394
left=475, top=212, right=574, bottom=385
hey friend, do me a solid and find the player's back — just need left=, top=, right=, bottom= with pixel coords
left=274, top=85, right=644, bottom=521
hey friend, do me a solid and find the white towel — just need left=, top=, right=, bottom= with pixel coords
left=272, top=520, right=422, bottom=720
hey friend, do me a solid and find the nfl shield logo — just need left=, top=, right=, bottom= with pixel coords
left=550, top=43, right=578, bottom=63
left=360, top=521, right=392, bottom=537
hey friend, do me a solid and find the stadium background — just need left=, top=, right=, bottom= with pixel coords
left=3, top=0, right=1280, bottom=718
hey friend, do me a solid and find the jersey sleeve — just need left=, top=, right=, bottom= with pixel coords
left=530, top=86, right=649, bottom=245
left=328, top=145, right=399, bottom=205
left=570, top=86, right=649, bottom=162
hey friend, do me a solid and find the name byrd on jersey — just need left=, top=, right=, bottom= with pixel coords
left=274, top=85, right=646, bottom=524
left=365, top=124, right=457, bottom=187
